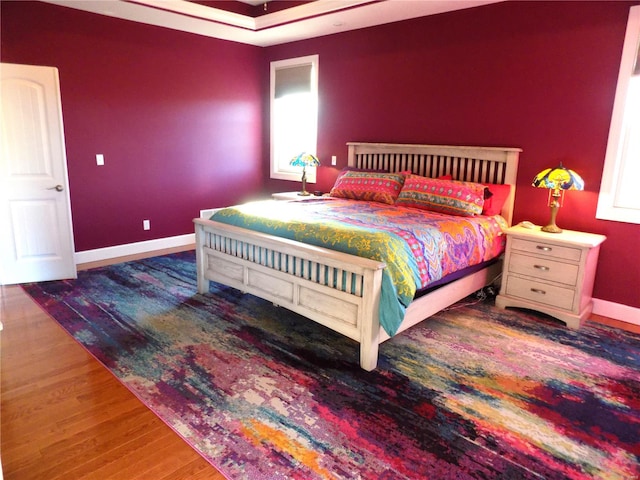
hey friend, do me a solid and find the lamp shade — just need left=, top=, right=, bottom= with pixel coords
left=532, top=163, right=584, bottom=233
left=532, top=164, right=584, bottom=191
left=289, top=152, right=320, bottom=196
left=290, top=152, right=320, bottom=167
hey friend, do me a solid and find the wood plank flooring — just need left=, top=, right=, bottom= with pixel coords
left=1, top=248, right=637, bottom=479
left=1, top=247, right=225, bottom=480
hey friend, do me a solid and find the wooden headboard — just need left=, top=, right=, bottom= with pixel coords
left=347, top=142, right=521, bottom=225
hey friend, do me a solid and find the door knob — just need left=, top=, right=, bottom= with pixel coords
left=48, top=185, right=64, bottom=192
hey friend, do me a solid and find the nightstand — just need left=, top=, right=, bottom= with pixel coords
left=272, top=191, right=325, bottom=201
left=495, top=225, right=606, bottom=328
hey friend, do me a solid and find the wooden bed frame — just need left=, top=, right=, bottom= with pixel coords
left=194, top=142, right=521, bottom=370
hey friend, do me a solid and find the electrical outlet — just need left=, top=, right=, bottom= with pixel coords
left=143, top=219, right=150, bottom=230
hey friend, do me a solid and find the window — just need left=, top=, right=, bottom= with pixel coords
left=597, top=5, right=640, bottom=224
left=270, top=55, right=319, bottom=182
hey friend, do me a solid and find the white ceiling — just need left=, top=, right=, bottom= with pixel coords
left=42, top=0, right=501, bottom=47
left=237, top=0, right=269, bottom=5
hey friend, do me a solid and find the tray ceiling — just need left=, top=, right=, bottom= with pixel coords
left=41, top=0, right=501, bottom=47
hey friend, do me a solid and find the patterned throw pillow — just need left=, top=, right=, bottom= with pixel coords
left=330, top=171, right=406, bottom=205
left=396, top=175, right=486, bottom=216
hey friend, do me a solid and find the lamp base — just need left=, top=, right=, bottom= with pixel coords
left=298, top=168, right=311, bottom=196
left=541, top=196, right=563, bottom=233
left=541, top=223, right=563, bottom=234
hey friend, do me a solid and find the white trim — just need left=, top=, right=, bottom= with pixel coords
left=75, top=233, right=195, bottom=265
left=270, top=55, right=319, bottom=183
left=596, top=5, right=640, bottom=224
left=593, top=298, right=640, bottom=326
left=41, top=1, right=499, bottom=47
left=73, top=235, right=640, bottom=327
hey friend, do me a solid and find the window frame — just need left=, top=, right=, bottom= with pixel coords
left=269, top=55, right=319, bottom=183
left=596, top=5, right=640, bottom=224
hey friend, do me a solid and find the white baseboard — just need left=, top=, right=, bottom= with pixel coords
left=75, top=237, right=640, bottom=327
left=593, top=298, right=640, bottom=326
left=75, top=233, right=195, bottom=265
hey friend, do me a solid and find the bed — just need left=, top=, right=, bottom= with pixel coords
left=194, top=142, right=521, bottom=370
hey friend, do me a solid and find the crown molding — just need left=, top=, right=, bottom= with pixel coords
left=41, top=0, right=501, bottom=47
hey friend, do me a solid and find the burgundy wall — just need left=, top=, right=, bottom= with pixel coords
left=2, top=1, right=638, bottom=309
left=1, top=1, right=264, bottom=251
left=264, top=1, right=640, bottom=309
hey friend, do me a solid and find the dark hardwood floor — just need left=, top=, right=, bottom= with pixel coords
left=1, top=248, right=637, bottom=479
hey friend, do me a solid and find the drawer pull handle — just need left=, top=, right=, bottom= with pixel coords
left=534, top=264, right=550, bottom=271
left=536, top=245, right=552, bottom=252
left=530, top=288, right=546, bottom=295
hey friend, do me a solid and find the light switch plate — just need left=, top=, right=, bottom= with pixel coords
left=96, top=154, right=104, bottom=166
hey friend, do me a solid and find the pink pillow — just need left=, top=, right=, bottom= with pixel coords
left=482, top=183, right=511, bottom=216
left=330, top=171, right=405, bottom=205
left=396, top=175, right=485, bottom=216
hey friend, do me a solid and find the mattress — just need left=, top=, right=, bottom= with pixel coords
left=211, top=198, right=507, bottom=336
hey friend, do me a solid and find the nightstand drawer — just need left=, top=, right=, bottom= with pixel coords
left=511, top=238, right=582, bottom=262
left=504, top=275, right=575, bottom=311
left=508, top=253, right=579, bottom=286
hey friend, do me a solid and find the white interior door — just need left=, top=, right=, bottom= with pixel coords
left=0, top=63, right=76, bottom=284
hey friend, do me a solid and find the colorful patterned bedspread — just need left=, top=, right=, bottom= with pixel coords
left=211, top=198, right=507, bottom=336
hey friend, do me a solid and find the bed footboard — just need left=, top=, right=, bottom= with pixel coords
left=194, top=218, right=386, bottom=370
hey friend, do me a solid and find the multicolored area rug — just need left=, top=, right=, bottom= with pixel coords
left=23, top=251, right=640, bottom=480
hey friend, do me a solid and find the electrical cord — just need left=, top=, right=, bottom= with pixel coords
left=442, top=272, right=502, bottom=311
